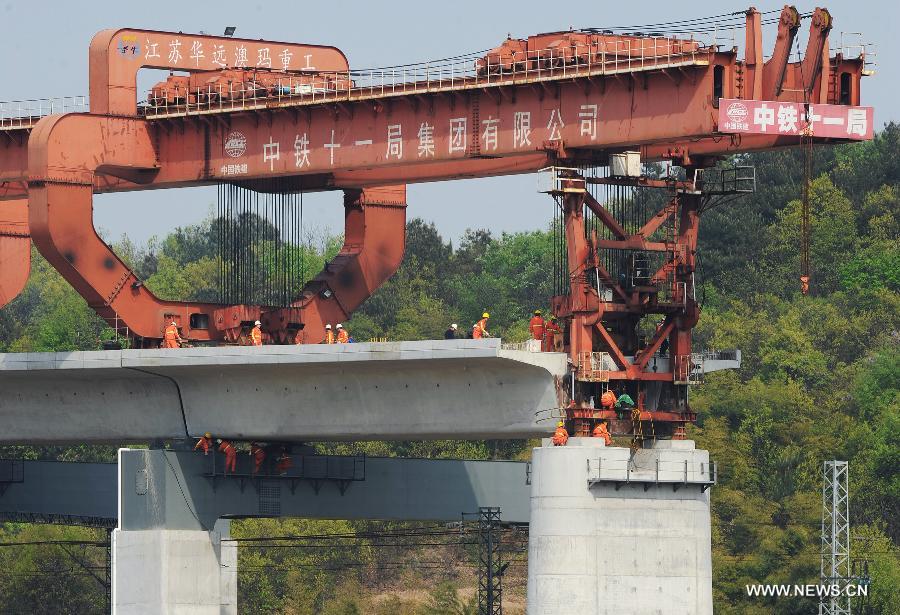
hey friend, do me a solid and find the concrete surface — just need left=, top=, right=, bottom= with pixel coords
left=0, top=339, right=566, bottom=443
left=527, top=438, right=714, bottom=615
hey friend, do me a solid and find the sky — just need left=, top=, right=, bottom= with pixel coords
left=1, top=0, right=896, bottom=247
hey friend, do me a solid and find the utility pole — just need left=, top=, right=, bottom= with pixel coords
left=820, top=460, right=851, bottom=615
left=477, top=507, right=503, bottom=615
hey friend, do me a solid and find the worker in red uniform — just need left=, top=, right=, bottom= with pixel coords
left=336, top=323, right=349, bottom=343
left=542, top=315, right=561, bottom=352
left=592, top=421, right=612, bottom=446
left=472, top=312, right=490, bottom=339
left=217, top=439, right=237, bottom=474
left=324, top=324, right=335, bottom=344
left=551, top=421, right=569, bottom=446
left=194, top=432, right=213, bottom=455
left=249, top=442, right=266, bottom=475
left=250, top=320, right=263, bottom=346
left=529, top=310, right=545, bottom=341
left=162, top=321, right=184, bottom=349
left=600, top=388, right=617, bottom=412
left=275, top=447, right=293, bottom=475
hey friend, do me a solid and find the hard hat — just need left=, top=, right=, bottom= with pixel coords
left=204, top=432, right=211, bottom=439
left=216, top=438, right=222, bottom=444
left=336, top=323, right=343, bottom=329
left=170, top=321, right=177, bottom=326
left=557, top=421, right=564, bottom=427
left=482, top=312, right=490, bottom=318
left=451, top=323, right=458, bottom=330
left=254, top=320, right=261, bottom=326
left=325, top=324, right=332, bottom=329
left=534, top=309, right=542, bottom=315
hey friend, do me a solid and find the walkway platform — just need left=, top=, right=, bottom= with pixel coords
left=0, top=339, right=565, bottom=444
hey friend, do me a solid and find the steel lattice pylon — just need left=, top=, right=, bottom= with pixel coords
left=477, top=507, right=503, bottom=615
left=820, top=460, right=851, bottom=615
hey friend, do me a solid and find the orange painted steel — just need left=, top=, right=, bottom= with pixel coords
left=0, top=9, right=871, bottom=355
left=0, top=199, right=29, bottom=308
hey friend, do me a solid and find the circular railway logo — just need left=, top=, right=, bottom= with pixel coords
left=224, top=131, right=247, bottom=158
left=726, top=101, right=749, bottom=122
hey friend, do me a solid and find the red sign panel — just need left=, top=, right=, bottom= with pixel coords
left=718, top=99, right=874, bottom=140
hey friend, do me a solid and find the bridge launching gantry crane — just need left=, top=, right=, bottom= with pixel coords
left=0, top=6, right=873, bottom=438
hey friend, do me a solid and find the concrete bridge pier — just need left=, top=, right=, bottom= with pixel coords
left=526, top=438, right=715, bottom=615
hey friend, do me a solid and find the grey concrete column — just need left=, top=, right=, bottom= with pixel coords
left=526, top=438, right=714, bottom=615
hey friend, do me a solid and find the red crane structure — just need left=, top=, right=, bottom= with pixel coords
left=0, top=7, right=873, bottom=438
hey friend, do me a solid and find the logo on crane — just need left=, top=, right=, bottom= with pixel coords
left=224, top=132, right=247, bottom=158
left=725, top=101, right=749, bottom=122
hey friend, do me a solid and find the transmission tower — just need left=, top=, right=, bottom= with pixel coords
left=477, top=507, right=503, bottom=615
left=820, top=460, right=851, bottom=615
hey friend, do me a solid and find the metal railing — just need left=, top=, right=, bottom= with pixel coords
left=587, top=456, right=716, bottom=491
left=0, top=96, right=88, bottom=129
left=138, top=36, right=713, bottom=118
left=577, top=351, right=612, bottom=382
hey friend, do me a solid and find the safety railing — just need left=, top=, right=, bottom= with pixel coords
left=0, top=96, right=88, bottom=129
left=576, top=351, right=612, bottom=382
left=587, top=456, right=716, bottom=491
left=838, top=32, right=876, bottom=75
left=673, top=353, right=704, bottom=384
left=500, top=339, right=542, bottom=352
left=138, top=36, right=713, bottom=118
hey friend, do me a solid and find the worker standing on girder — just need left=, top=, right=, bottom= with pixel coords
left=194, top=432, right=213, bottom=455
left=336, top=323, right=350, bottom=343
left=529, top=310, right=545, bottom=341
left=444, top=323, right=459, bottom=339
left=592, top=421, right=612, bottom=446
left=217, top=439, right=237, bottom=474
left=162, top=321, right=185, bottom=349
left=472, top=312, right=490, bottom=339
left=551, top=421, right=569, bottom=446
left=250, top=320, right=263, bottom=346
left=275, top=447, right=293, bottom=475
left=324, top=324, right=335, bottom=344
left=543, top=315, right=561, bottom=352
left=250, top=442, right=266, bottom=475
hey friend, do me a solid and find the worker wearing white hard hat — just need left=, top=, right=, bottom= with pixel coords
left=445, top=323, right=459, bottom=340
left=162, top=320, right=184, bottom=349
left=250, top=320, right=263, bottom=346
left=336, top=323, right=349, bottom=343
left=324, top=324, right=336, bottom=344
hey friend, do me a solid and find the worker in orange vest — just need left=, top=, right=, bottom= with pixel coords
left=542, top=315, right=561, bottom=352
left=249, top=442, right=266, bottom=475
left=162, top=321, right=185, bottom=349
left=472, top=312, right=490, bottom=339
left=275, top=447, right=293, bottom=475
left=324, top=324, right=335, bottom=344
left=250, top=320, right=263, bottom=346
left=217, top=439, right=237, bottom=474
left=529, top=310, right=545, bottom=341
left=194, top=432, right=213, bottom=455
left=592, top=421, right=612, bottom=446
left=600, top=388, right=617, bottom=411
left=551, top=421, right=569, bottom=446
left=336, top=323, right=349, bottom=343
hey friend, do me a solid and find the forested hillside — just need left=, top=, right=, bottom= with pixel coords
left=0, top=125, right=897, bottom=614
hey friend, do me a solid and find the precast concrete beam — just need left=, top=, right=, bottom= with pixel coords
left=0, top=339, right=566, bottom=444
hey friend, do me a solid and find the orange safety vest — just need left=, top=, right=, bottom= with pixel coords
left=336, top=329, right=349, bottom=343
left=472, top=318, right=488, bottom=339
left=324, top=329, right=335, bottom=344
left=250, top=326, right=263, bottom=346
left=194, top=436, right=211, bottom=454
left=592, top=424, right=612, bottom=446
left=529, top=316, right=545, bottom=340
left=163, top=325, right=180, bottom=348
left=600, top=390, right=617, bottom=409
left=219, top=440, right=236, bottom=457
left=542, top=320, right=561, bottom=351
left=551, top=426, right=569, bottom=446
left=250, top=445, right=266, bottom=472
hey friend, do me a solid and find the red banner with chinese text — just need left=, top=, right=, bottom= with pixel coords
left=718, top=99, right=874, bottom=140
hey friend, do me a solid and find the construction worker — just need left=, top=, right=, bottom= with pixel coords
left=592, top=420, right=612, bottom=446
left=529, top=310, right=545, bottom=341
left=275, top=447, right=293, bottom=475
left=249, top=442, right=266, bottom=475
left=162, top=321, right=184, bottom=349
left=444, top=323, right=459, bottom=340
left=551, top=421, right=569, bottom=446
left=194, top=432, right=213, bottom=455
left=250, top=320, right=263, bottom=346
left=600, top=388, right=617, bottom=412
left=324, top=324, right=335, bottom=344
left=542, top=315, right=561, bottom=352
left=217, top=438, right=237, bottom=474
left=336, top=323, right=350, bottom=343
left=615, top=390, right=635, bottom=419
left=472, top=312, right=490, bottom=339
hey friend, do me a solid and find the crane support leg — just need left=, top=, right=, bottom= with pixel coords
left=260, top=185, right=407, bottom=344
left=0, top=198, right=30, bottom=308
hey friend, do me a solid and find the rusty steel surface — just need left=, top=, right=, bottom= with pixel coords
left=0, top=9, right=874, bottom=354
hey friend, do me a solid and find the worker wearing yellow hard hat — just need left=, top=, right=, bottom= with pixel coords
left=552, top=420, right=569, bottom=446
left=473, top=312, right=491, bottom=339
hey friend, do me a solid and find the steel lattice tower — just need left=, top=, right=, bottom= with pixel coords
left=820, top=460, right=851, bottom=615
left=477, top=507, right=503, bottom=615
